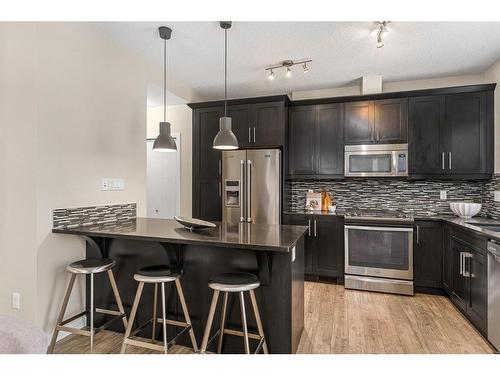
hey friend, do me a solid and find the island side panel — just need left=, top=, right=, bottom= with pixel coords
left=291, top=233, right=305, bottom=353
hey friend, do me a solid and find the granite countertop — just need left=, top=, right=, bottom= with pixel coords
left=52, top=217, right=308, bottom=253
left=283, top=209, right=345, bottom=216
left=284, top=209, right=500, bottom=242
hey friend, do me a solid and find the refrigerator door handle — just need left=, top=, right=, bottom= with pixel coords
left=240, top=160, right=245, bottom=222
left=246, top=160, right=252, bottom=222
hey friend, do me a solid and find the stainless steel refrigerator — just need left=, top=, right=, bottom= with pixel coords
left=222, top=149, right=281, bottom=224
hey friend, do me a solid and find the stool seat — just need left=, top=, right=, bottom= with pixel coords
left=208, top=272, right=260, bottom=292
left=66, top=258, right=115, bottom=274
left=134, top=265, right=180, bottom=283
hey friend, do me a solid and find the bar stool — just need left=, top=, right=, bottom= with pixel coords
left=47, top=258, right=127, bottom=353
left=200, top=272, right=268, bottom=354
left=120, top=265, right=198, bottom=354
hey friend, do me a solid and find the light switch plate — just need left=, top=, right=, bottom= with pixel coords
left=494, top=191, right=500, bottom=202
left=440, top=190, right=447, bottom=200
left=101, top=178, right=109, bottom=191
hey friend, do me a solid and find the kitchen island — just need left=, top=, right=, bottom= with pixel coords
left=53, top=218, right=307, bottom=354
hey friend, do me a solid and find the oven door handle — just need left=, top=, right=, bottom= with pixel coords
left=344, top=225, right=414, bottom=232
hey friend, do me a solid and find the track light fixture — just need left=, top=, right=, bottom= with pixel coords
left=265, top=59, right=312, bottom=80
left=376, top=21, right=390, bottom=48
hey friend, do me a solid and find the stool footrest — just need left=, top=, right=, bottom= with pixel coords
left=128, top=317, right=193, bottom=352
left=60, top=311, right=87, bottom=327
left=57, top=326, right=91, bottom=337
left=124, top=338, right=170, bottom=352
left=57, top=309, right=125, bottom=337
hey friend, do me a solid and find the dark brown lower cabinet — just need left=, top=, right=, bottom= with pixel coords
left=413, top=220, right=442, bottom=290
left=283, top=214, right=344, bottom=279
left=448, top=228, right=488, bottom=335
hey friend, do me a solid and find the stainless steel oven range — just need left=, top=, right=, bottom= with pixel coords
left=344, top=209, right=414, bottom=296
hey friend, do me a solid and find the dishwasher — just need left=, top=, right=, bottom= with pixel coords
left=487, top=240, right=500, bottom=351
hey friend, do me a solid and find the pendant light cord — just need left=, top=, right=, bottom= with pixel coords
left=163, top=36, right=167, bottom=122
left=224, top=28, right=227, bottom=117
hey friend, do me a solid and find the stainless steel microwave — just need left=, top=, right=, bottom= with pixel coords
left=344, top=144, right=408, bottom=177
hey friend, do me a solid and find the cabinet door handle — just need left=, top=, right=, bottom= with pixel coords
left=308, top=219, right=311, bottom=236
left=248, top=127, right=251, bottom=143
left=253, top=127, right=256, bottom=143
left=459, top=251, right=464, bottom=276
left=464, top=252, right=472, bottom=277
left=218, top=159, right=222, bottom=175
left=311, top=155, right=315, bottom=170
left=416, top=225, right=420, bottom=245
left=449, top=152, right=452, bottom=170
left=376, top=129, right=380, bottom=142
left=218, top=181, right=221, bottom=197
left=442, top=152, right=445, bottom=170
left=316, top=155, right=320, bottom=172
left=314, top=219, right=317, bottom=237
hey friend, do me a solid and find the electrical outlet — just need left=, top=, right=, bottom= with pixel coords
left=109, top=178, right=125, bottom=191
left=440, top=190, right=447, bottom=200
left=495, top=191, right=500, bottom=202
left=12, top=292, right=20, bottom=310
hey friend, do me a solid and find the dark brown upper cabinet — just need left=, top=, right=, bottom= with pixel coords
left=288, top=104, right=343, bottom=178
left=409, top=90, right=493, bottom=179
left=409, top=95, right=446, bottom=175
left=288, top=106, right=315, bottom=175
left=192, top=106, right=223, bottom=221
left=344, top=98, right=408, bottom=145
left=374, top=98, right=408, bottom=143
left=228, top=101, right=285, bottom=147
left=446, top=91, right=490, bottom=175
left=344, top=101, right=373, bottom=144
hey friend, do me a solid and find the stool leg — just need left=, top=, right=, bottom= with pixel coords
left=249, top=290, right=268, bottom=354
left=175, top=278, right=198, bottom=352
left=200, top=290, right=220, bottom=353
left=239, top=291, right=250, bottom=354
left=216, top=292, right=229, bottom=354
left=107, top=269, right=128, bottom=329
left=120, top=281, right=144, bottom=354
left=161, top=282, right=168, bottom=354
left=47, top=273, right=76, bottom=354
left=90, top=273, right=94, bottom=353
left=152, top=283, right=158, bottom=342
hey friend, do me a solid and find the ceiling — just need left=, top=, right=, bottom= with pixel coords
left=97, top=22, right=500, bottom=103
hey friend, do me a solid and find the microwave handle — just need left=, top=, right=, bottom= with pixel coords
left=392, top=151, right=398, bottom=176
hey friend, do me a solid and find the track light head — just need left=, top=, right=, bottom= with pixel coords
left=268, top=69, right=275, bottom=81
left=375, top=21, right=390, bottom=48
left=303, top=63, right=309, bottom=74
left=286, top=66, right=292, bottom=77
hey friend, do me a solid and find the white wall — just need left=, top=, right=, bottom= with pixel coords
left=147, top=105, right=192, bottom=217
left=484, top=60, right=500, bottom=173
left=0, top=23, right=150, bottom=333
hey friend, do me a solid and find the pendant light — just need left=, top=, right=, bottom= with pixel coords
left=153, top=26, right=177, bottom=152
left=213, top=21, right=238, bottom=150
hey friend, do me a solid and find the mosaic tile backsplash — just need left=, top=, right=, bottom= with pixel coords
left=53, top=203, right=136, bottom=229
left=288, top=174, right=500, bottom=218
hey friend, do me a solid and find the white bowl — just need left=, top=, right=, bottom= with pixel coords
left=449, top=202, right=482, bottom=219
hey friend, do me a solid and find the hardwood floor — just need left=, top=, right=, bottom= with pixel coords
left=53, top=282, right=494, bottom=354
left=297, top=282, right=494, bottom=354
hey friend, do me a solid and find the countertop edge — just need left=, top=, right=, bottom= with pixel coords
left=52, top=225, right=309, bottom=253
